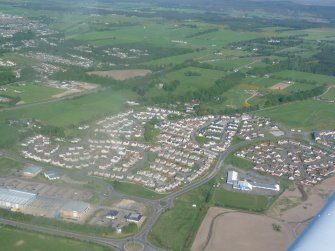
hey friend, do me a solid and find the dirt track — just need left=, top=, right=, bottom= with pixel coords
left=88, top=69, right=152, bottom=80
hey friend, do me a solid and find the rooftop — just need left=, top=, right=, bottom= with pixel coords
left=0, top=187, right=36, bottom=206
left=61, top=201, right=90, bottom=213
left=23, top=165, right=43, bottom=175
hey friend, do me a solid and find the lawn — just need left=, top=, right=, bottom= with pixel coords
left=321, top=87, right=335, bottom=100
left=111, top=181, right=165, bottom=200
left=0, top=225, right=113, bottom=251
left=2, top=83, right=63, bottom=104
left=211, top=189, right=270, bottom=211
left=255, top=100, right=335, bottom=131
left=224, top=153, right=255, bottom=170
left=0, top=157, right=24, bottom=176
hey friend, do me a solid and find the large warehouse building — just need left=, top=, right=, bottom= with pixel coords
left=0, top=187, right=36, bottom=210
left=60, top=201, right=90, bottom=220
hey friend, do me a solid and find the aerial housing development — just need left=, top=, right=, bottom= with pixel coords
left=0, top=0, right=335, bottom=251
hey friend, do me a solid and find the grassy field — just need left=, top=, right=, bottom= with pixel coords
left=211, top=189, right=270, bottom=211
left=0, top=89, right=137, bottom=147
left=149, top=182, right=212, bottom=251
left=2, top=83, right=62, bottom=104
left=255, top=100, right=335, bottom=131
left=147, top=67, right=225, bottom=97
left=224, top=153, right=255, bottom=170
left=273, top=70, right=335, bottom=85
left=0, top=225, right=113, bottom=251
left=0, top=157, right=24, bottom=176
left=321, top=87, right=335, bottom=100
left=111, top=181, right=165, bottom=200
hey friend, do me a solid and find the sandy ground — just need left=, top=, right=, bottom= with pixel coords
left=88, top=69, right=152, bottom=80
left=52, top=82, right=98, bottom=98
left=193, top=176, right=335, bottom=251
left=269, top=82, right=292, bottom=90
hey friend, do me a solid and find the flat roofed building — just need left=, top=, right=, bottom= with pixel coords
left=251, top=182, right=280, bottom=191
left=233, top=180, right=253, bottom=191
left=125, top=213, right=143, bottom=223
left=23, top=165, right=43, bottom=177
left=60, top=201, right=90, bottom=220
left=44, top=170, right=60, bottom=180
left=227, top=170, right=238, bottom=185
left=0, top=187, right=36, bottom=210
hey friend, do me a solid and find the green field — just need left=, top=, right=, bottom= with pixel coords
left=2, top=83, right=62, bottom=104
left=0, top=157, right=24, bottom=176
left=322, top=87, right=335, bottom=100
left=211, top=189, right=270, bottom=211
left=0, top=89, right=137, bottom=147
left=255, top=100, right=335, bottom=131
left=224, top=153, right=255, bottom=170
left=111, top=181, right=165, bottom=200
left=149, top=183, right=212, bottom=251
left=273, top=70, right=335, bottom=85
left=0, top=225, right=113, bottom=251
left=147, top=67, right=225, bottom=97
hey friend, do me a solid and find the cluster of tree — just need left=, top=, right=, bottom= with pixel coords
left=185, top=28, right=218, bottom=38
left=0, top=69, right=16, bottom=85
left=263, top=85, right=326, bottom=107
left=163, top=80, right=180, bottom=92
left=184, top=71, right=201, bottom=77
left=149, top=72, right=244, bottom=105
left=35, top=125, right=65, bottom=138
left=144, top=117, right=160, bottom=142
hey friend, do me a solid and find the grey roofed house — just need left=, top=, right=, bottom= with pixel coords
left=44, top=170, right=60, bottom=180
left=23, top=165, right=43, bottom=177
left=61, top=201, right=90, bottom=213
left=125, top=212, right=142, bottom=222
left=0, top=187, right=36, bottom=209
left=106, top=210, right=119, bottom=219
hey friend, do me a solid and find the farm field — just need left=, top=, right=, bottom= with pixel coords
left=0, top=225, right=113, bottom=251
left=255, top=100, right=335, bottom=131
left=192, top=208, right=293, bottom=251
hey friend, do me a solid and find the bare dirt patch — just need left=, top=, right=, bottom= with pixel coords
left=193, top=177, right=335, bottom=251
left=88, top=69, right=152, bottom=80
left=193, top=208, right=293, bottom=251
left=52, top=82, right=98, bottom=98
left=15, top=240, right=25, bottom=247
left=269, top=82, right=292, bottom=90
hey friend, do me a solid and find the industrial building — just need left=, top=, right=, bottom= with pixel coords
left=22, top=165, right=43, bottom=177
left=60, top=201, right=90, bottom=220
left=227, top=170, right=239, bottom=185
left=227, top=170, right=280, bottom=192
left=0, top=187, right=36, bottom=210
